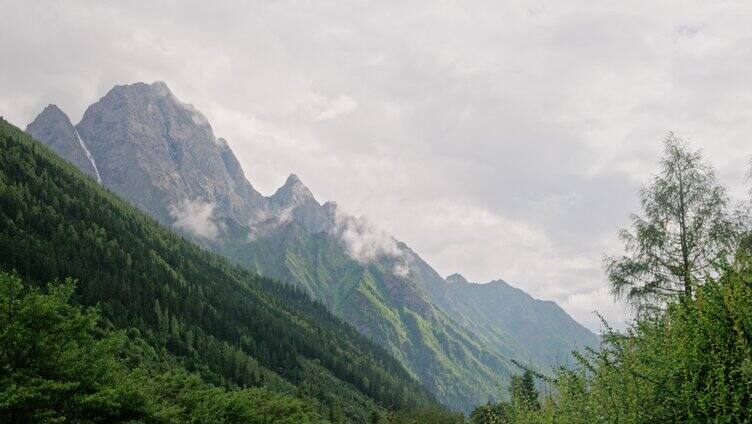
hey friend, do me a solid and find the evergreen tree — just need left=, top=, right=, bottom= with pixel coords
left=510, top=370, right=539, bottom=411
left=605, top=134, right=738, bottom=310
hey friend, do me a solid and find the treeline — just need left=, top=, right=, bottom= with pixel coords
left=0, top=118, right=445, bottom=422
left=470, top=135, right=752, bottom=423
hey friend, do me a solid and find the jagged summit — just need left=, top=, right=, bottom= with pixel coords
left=38, top=103, right=67, bottom=118
left=285, top=173, right=301, bottom=185
left=31, top=81, right=265, bottom=228
left=268, top=173, right=335, bottom=234
left=110, top=80, right=170, bottom=95
left=271, top=173, right=315, bottom=203
left=29, top=104, right=71, bottom=128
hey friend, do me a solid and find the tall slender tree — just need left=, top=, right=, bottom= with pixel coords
left=510, top=370, right=539, bottom=411
left=605, top=134, right=738, bottom=309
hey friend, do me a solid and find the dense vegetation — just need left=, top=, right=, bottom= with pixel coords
left=0, top=272, right=324, bottom=423
left=470, top=136, right=752, bottom=423
left=0, top=118, right=443, bottom=422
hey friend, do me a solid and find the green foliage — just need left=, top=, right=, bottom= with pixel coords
left=0, top=271, right=326, bottom=423
left=471, top=135, right=752, bottom=424
left=549, top=261, right=751, bottom=423
left=142, top=372, right=324, bottom=423
left=383, top=406, right=466, bottom=423
left=469, top=402, right=511, bottom=424
left=468, top=369, right=540, bottom=424
left=509, top=370, right=539, bottom=411
left=0, top=272, right=151, bottom=422
left=0, top=118, right=437, bottom=421
left=605, top=134, right=738, bottom=309
left=472, top=265, right=752, bottom=423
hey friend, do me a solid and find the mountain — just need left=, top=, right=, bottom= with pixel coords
left=0, top=118, right=436, bottom=422
left=226, top=222, right=520, bottom=410
left=431, top=274, right=599, bottom=367
left=26, top=81, right=599, bottom=412
left=28, top=82, right=267, bottom=228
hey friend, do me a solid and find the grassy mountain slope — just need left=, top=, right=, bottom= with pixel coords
left=429, top=276, right=600, bottom=368
left=0, top=118, right=436, bottom=422
left=226, top=223, right=518, bottom=412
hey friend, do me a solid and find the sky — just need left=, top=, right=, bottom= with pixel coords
left=3, top=1, right=752, bottom=331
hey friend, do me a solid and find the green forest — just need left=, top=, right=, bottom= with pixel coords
left=1, top=115, right=751, bottom=423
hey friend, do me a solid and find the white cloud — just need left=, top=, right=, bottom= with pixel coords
left=331, top=211, right=401, bottom=263
left=168, top=199, right=220, bottom=240
left=329, top=208, right=413, bottom=278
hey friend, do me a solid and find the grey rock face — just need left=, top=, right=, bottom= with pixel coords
left=26, top=104, right=99, bottom=180
left=74, top=82, right=266, bottom=228
left=27, top=82, right=335, bottom=241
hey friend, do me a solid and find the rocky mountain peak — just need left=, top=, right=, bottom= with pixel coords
left=27, top=104, right=74, bottom=136
left=92, top=81, right=212, bottom=132
left=266, top=174, right=337, bottom=234
left=38, top=81, right=266, bottom=229
left=285, top=173, right=302, bottom=185
left=271, top=174, right=316, bottom=206
left=26, top=104, right=99, bottom=180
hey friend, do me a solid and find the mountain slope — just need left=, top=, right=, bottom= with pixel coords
left=0, top=118, right=436, bottom=421
left=226, top=222, right=518, bottom=411
left=431, top=274, right=600, bottom=367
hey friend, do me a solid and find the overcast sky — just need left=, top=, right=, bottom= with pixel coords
left=3, top=1, right=752, bottom=331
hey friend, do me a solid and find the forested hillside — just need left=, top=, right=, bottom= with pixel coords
left=0, top=118, right=441, bottom=422
left=429, top=274, right=598, bottom=368
left=0, top=271, right=326, bottom=423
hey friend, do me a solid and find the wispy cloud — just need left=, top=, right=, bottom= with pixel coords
left=331, top=209, right=412, bottom=277
left=169, top=199, right=220, bottom=240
